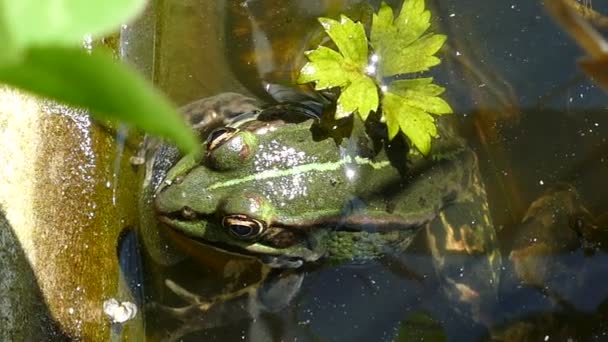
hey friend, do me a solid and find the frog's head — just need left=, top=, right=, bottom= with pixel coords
left=153, top=108, right=360, bottom=268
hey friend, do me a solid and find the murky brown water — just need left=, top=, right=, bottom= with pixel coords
left=135, top=0, right=608, bottom=340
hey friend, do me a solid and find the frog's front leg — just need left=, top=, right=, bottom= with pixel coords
left=424, top=150, right=501, bottom=324
left=148, top=267, right=271, bottom=341
left=156, top=266, right=271, bottom=319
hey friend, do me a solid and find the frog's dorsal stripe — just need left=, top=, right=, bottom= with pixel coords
left=207, top=156, right=391, bottom=190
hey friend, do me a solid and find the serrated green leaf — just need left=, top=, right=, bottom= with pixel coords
left=299, top=1, right=452, bottom=154
left=298, top=14, right=379, bottom=120
left=395, top=0, right=431, bottom=45
left=389, top=78, right=445, bottom=96
left=381, top=34, right=446, bottom=76
left=0, top=46, right=198, bottom=153
left=370, top=0, right=446, bottom=77
left=297, top=46, right=349, bottom=90
left=371, top=3, right=395, bottom=47
left=389, top=79, right=452, bottom=114
left=318, top=16, right=368, bottom=67
left=336, top=74, right=379, bottom=119
left=383, top=91, right=439, bottom=155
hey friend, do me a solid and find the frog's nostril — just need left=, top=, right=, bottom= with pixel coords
left=181, top=206, right=197, bottom=220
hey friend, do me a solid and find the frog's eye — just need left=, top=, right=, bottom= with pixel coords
left=206, top=130, right=258, bottom=171
left=206, top=127, right=238, bottom=151
left=222, top=214, right=265, bottom=240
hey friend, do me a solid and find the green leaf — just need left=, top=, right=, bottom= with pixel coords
left=0, top=18, right=16, bottom=64
left=395, top=0, right=431, bottom=45
left=382, top=77, right=453, bottom=154
left=389, top=78, right=452, bottom=115
left=298, top=15, right=379, bottom=119
left=371, top=0, right=430, bottom=48
left=384, top=34, right=446, bottom=75
left=336, top=74, right=379, bottom=119
left=370, top=0, right=446, bottom=77
left=383, top=91, right=440, bottom=155
left=389, top=78, right=445, bottom=96
left=298, top=1, right=452, bottom=152
left=297, top=46, right=349, bottom=90
left=318, top=16, right=368, bottom=67
left=0, top=46, right=198, bottom=153
left=0, top=0, right=147, bottom=59
left=370, top=4, right=395, bottom=50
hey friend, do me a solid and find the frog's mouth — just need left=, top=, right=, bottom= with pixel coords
left=157, top=215, right=322, bottom=268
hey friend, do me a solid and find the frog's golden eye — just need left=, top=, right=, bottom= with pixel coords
left=222, top=214, right=265, bottom=240
left=206, top=127, right=238, bottom=151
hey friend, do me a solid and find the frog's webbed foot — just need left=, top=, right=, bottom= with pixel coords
left=146, top=268, right=270, bottom=340
left=147, top=267, right=304, bottom=340
left=154, top=266, right=271, bottom=318
left=157, top=266, right=304, bottom=314
left=145, top=280, right=210, bottom=323
left=148, top=287, right=240, bottom=342
left=146, top=266, right=303, bottom=320
left=180, top=92, right=260, bottom=137
left=163, top=279, right=214, bottom=311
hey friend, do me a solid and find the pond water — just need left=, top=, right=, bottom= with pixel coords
left=136, top=0, right=608, bottom=340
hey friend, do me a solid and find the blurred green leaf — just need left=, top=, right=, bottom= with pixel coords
left=0, top=46, right=198, bottom=153
left=0, top=18, right=17, bottom=64
left=0, top=0, right=146, bottom=60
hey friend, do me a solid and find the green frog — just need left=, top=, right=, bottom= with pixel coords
left=142, top=92, right=501, bottom=327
